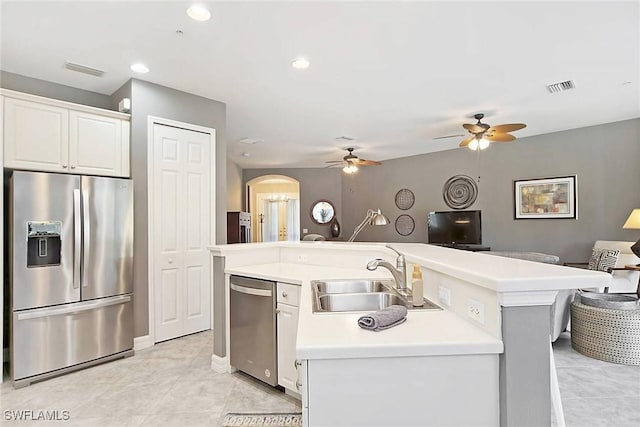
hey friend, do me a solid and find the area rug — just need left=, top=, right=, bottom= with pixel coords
left=221, top=413, right=302, bottom=427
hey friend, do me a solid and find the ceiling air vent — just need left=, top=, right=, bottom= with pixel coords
left=64, top=61, right=105, bottom=77
left=335, top=136, right=355, bottom=142
left=546, top=80, right=575, bottom=94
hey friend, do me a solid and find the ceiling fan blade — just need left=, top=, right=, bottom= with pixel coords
left=352, top=159, right=381, bottom=166
left=325, top=160, right=345, bottom=164
left=459, top=136, right=475, bottom=147
left=485, top=133, right=516, bottom=142
left=325, top=163, right=344, bottom=168
left=433, top=134, right=465, bottom=140
left=488, top=123, right=526, bottom=133
left=463, top=124, right=486, bottom=133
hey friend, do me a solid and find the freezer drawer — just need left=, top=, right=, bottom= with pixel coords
left=12, top=295, right=133, bottom=382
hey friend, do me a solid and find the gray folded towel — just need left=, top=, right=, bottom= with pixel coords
left=358, top=305, right=408, bottom=331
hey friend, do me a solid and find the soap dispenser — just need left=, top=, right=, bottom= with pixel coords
left=412, top=265, right=424, bottom=307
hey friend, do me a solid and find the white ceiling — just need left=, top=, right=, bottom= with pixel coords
left=1, top=1, right=639, bottom=168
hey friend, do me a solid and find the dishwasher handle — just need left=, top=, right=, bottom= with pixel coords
left=231, top=283, right=273, bottom=297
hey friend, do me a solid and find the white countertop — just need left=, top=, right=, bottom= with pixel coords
left=216, top=241, right=609, bottom=361
left=226, top=262, right=504, bottom=360
left=213, top=241, right=611, bottom=293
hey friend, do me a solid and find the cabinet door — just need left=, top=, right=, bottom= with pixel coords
left=3, top=97, right=69, bottom=172
left=277, top=302, right=299, bottom=391
left=69, top=111, right=123, bottom=176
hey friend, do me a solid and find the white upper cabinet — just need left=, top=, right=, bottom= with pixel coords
left=69, top=111, right=129, bottom=176
left=2, top=90, right=130, bottom=177
left=3, top=97, right=70, bottom=172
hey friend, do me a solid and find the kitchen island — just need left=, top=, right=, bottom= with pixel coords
left=209, top=242, right=609, bottom=426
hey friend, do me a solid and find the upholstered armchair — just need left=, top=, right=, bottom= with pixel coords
left=566, top=240, right=640, bottom=293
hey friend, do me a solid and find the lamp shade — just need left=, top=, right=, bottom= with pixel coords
left=623, top=209, right=640, bottom=229
left=370, top=210, right=390, bottom=225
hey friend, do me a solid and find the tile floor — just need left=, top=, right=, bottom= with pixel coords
left=1, top=331, right=299, bottom=426
left=2, top=330, right=638, bottom=426
left=552, top=332, right=640, bottom=427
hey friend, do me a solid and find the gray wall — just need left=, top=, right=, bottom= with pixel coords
left=241, top=119, right=640, bottom=262
left=127, top=79, right=227, bottom=337
left=227, top=160, right=243, bottom=211
left=343, top=118, right=640, bottom=261
left=1, top=70, right=113, bottom=109
left=243, top=168, right=343, bottom=238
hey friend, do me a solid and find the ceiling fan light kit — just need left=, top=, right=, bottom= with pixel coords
left=326, top=147, right=381, bottom=174
left=343, top=164, right=358, bottom=174
left=458, top=113, right=526, bottom=151
left=468, top=137, right=490, bottom=151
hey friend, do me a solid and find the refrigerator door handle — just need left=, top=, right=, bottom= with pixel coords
left=16, top=295, right=131, bottom=321
left=81, top=189, right=91, bottom=288
left=73, top=189, right=81, bottom=289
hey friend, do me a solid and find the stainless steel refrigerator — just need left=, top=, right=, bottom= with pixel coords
left=9, top=171, right=134, bottom=387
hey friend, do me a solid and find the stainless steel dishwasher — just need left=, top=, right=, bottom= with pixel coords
left=230, top=275, right=278, bottom=386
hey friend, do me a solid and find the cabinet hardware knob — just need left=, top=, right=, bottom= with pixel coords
left=168, top=259, right=173, bottom=264
left=294, top=360, right=302, bottom=368
left=275, top=308, right=281, bottom=314
left=296, top=381, right=302, bottom=390
left=282, top=292, right=288, bottom=298
left=62, top=164, right=68, bottom=168
left=70, top=165, right=76, bottom=169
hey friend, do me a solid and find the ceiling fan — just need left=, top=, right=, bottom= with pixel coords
left=458, top=113, right=527, bottom=150
left=326, top=147, right=381, bottom=174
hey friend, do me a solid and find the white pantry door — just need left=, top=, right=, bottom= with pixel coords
left=153, top=123, right=212, bottom=342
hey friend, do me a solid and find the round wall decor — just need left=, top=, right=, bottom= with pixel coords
left=395, top=214, right=415, bottom=236
left=395, top=188, right=415, bottom=210
left=443, top=175, right=478, bottom=210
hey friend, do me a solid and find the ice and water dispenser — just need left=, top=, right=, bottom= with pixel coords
left=26, top=221, right=62, bottom=267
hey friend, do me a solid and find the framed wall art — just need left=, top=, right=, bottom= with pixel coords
left=514, top=175, right=577, bottom=219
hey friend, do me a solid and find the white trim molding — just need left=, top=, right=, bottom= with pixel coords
left=498, top=291, right=559, bottom=307
left=134, top=335, right=154, bottom=351
left=211, top=354, right=229, bottom=373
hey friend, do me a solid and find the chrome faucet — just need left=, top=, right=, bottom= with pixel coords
left=366, top=245, right=409, bottom=295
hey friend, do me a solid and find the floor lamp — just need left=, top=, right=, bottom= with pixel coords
left=348, top=209, right=389, bottom=242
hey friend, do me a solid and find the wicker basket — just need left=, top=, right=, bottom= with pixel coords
left=570, top=300, right=640, bottom=365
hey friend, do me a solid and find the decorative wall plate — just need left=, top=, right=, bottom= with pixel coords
left=395, top=214, right=415, bottom=236
left=395, top=188, right=415, bottom=210
left=443, top=175, right=478, bottom=210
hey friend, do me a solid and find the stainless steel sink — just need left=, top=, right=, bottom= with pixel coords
left=311, top=279, right=442, bottom=313
left=313, top=279, right=394, bottom=294
left=316, top=292, right=406, bottom=312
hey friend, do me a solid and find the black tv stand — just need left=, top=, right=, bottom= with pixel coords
left=430, top=243, right=491, bottom=252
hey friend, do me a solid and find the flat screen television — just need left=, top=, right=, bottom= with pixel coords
left=427, top=210, right=482, bottom=245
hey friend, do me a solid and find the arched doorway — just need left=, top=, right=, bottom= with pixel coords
left=246, top=175, right=301, bottom=242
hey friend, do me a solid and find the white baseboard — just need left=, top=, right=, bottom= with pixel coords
left=211, top=354, right=228, bottom=373
left=134, top=335, right=154, bottom=351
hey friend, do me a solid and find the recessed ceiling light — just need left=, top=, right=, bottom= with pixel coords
left=130, top=63, right=149, bottom=74
left=291, top=58, right=310, bottom=69
left=187, top=5, right=211, bottom=21
left=239, top=137, right=263, bottom=145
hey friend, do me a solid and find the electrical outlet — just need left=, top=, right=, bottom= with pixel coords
left=302, top=228, right=308, bottom=234
left=438, top=285, right=451, bottom=307
left=467, top=298, right=485, bottom=324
